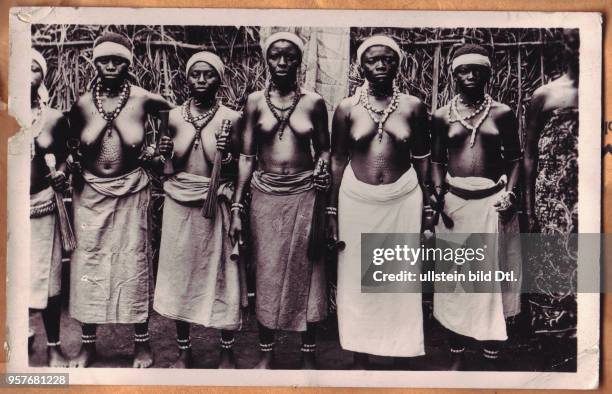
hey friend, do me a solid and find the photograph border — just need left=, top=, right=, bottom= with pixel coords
left=6, top=6, right=602, bottom=389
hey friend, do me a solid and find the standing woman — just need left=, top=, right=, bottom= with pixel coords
left=29, top=49, right=70, bottom=367
left=153, top=52, right=243, bottom=369
left=229, top=32, right=331, bottom=369
left=329, top=36, right=432, bottom=368
left=523, top=29, right=579, bottom=336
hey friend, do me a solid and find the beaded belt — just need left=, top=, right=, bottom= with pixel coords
left=30, top=199, right=56, bottom=218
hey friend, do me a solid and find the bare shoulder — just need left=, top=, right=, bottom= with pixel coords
left=219, top=105, right=242, bottom=123
left=247, top=90, right=265, bottom=102
left=45, top=107, right=65, bottom=122
left=399, top=93, right=427, bottom=116
left=399, top=93, right=423, bottom=107
left=531, top=83, right=553, bottom=103
left=127, top=84, right=146, bottom=97
left=168, top=105, right=183, bottom=122
left=245, top=90, right=265, bottom=110
left=335, top=97, right=354, bottom=114
left=131, top=85, right=164, bottom=102
left=74, top=90, right=93, bottom=108
left=432, top=103, right=450, bottom=124
left=300, top=89, right=324, bottom=103
left=490, top=100, right=515, bottom=119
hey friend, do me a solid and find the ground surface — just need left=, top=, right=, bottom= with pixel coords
left=29, top=299, right=576, bottom=371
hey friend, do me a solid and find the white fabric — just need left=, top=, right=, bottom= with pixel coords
left=337, top=164, right=425, bottom=357
left=451, top=53, right=491, bottom=72
left=356, top=35, right=403, bottom=66
left=30, top=187, right=62, bottom=309
left=93, top=41, right=133, bottom=65
left=262, top=31, right=304, bottom=58
left=185, top=51, right=225, bottom=79
left=433, top=175, right=508, bottom=341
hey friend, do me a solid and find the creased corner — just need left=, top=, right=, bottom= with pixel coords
left=11, top=7, right=54, bottom=25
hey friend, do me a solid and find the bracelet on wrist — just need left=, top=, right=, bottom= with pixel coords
left=231, top=202, right=246, bottom=215
left=221, top=152, right=234, bottom=164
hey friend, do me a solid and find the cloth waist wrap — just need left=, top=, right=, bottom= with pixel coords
left=337, top=163, right=425, bottom=357
left=434, top=174, right=522, bottom=341
left=30, top=187, right=62, bottom=309
left=162, top=171, right=233, bottom=203
left=249, top=169, right=327, bottom=332
left=69, top=167, right=152, bottom=324
left=250, top=169, right=314, bottom=195
left=153, top=172, right=244, bottom=330
left=30, top=186, right=56, bottom=218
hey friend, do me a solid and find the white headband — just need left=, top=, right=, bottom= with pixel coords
left=356, top=35, right=403, bottom=66
left=452, top=53, right=491, bottom=72
left=31, top=49, right=49, bottom=103
left=262, top=32, right=304, bottom=58
left=93, top=41, right=133, bottom=65
left=32, top=49, right=48, bottom=77
left=185, top=51, right=225, bottom=79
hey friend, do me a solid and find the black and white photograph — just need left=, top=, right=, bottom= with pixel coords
left=7, top=7, right=601, bottom=389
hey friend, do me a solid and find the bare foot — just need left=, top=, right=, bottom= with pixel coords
left=300, top=352, right=317, bottom=370
left=449, top=353, right=465, bottom=371
left=47, top=346, right=69, bottom=367
left=253, top=352, right=273, bottom=369
left=69, top=344, right=97, bottom=368
left=28, top=330, right=35, bottom=355
left=218, top=349, right=236, bottom=369
left=352, top=352, right=368, bottom=370
left=133, top=342, right=154, bottom=368
left=170, top=348, right=192, bottom=369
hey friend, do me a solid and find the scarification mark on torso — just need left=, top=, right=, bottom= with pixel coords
left=95, top=130, right=123, bottom=169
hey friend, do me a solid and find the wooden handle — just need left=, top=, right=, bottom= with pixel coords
left=158, top=110, right=174, bottom=175
left=202, top=119, right=233, bottom=218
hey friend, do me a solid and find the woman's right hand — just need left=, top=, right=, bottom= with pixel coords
left=327, top=215, right=339, bottom=245
left=158, top=135, right=174, bottom=158
left=229, top=213, right=244, bottom=246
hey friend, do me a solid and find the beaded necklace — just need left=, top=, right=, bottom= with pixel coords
left=359, top=82, right=400, bottom=142
left=449, top=94, right=492, bottom=148
left=94, top=80, right=131, bottom=137
left=181, top=98, right=219, bottom=150
left=264, top=83, right=301, bottom=140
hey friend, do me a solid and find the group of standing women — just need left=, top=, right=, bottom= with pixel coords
left=29, top=29, right=578, bottom=370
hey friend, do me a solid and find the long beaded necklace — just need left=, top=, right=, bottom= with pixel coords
left=359, top=82, right=400, bottom=142
left=30, top=104, right=44, bottom=160
left=182, top=98, right=219, bottom=150
left=449, top=94, right=492, bottom=148
left=264, top=83, right=301, bottom=140
left=94, top=80, right=131, bottom=137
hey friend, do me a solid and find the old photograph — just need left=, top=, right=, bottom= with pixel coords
left=7, top=7, right=601, bottom=388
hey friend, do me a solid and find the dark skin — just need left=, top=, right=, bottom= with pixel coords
left=157, top=61, right=240, bottom=369
left=29, top=59, right=69, bottom=367
left=524, top=29, right=579, bottom=231
left=329, top=45, right=431, bottom=239
left=67, top=56, right=172, bottom=177
left=431, top=63, right=521, bottom=222
left=329, top=45, right=431, bottom=368
left=66, top=54, right=173, bottom=369
left=158, top=62, right=238, bottom=175
left=229, top=40, right=330, bottom=370
left=30, top=60, right=69, bottom=194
